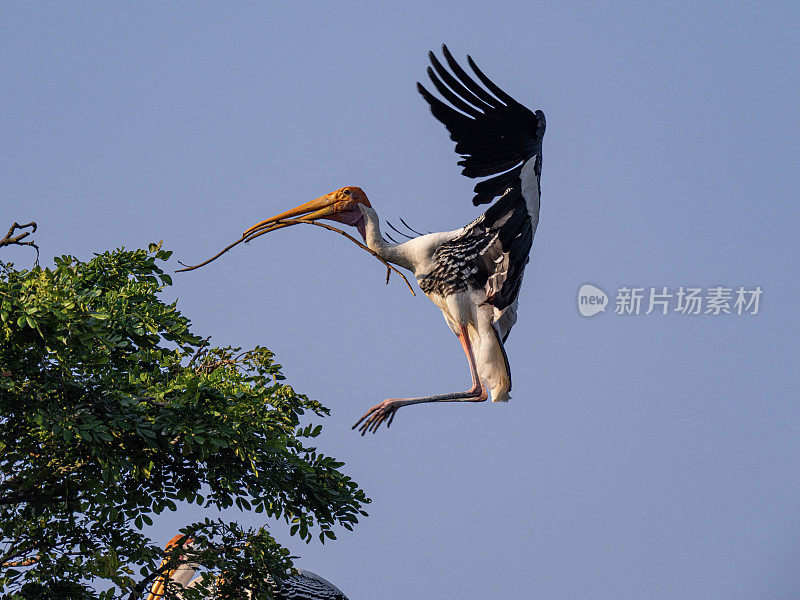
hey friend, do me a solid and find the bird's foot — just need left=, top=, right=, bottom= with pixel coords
left=352, top=399, right=402, bottom=435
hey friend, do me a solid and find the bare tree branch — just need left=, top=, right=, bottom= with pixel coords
left=186, top=337, right=212, bottom=370
left=0, top=221, right=39, bottom=264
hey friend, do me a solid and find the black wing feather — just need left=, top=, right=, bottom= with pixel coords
left=427, top=67, right=484, bottom=118
left=442, top=46, right=505, bottom=109
left=418, top=44, right=545, bottom=207
left=429, top=53, right=493, bottom=113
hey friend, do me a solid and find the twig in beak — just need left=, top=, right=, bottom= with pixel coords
left=176, top=219, right=416, bottom=296
left=175, top=237, right=248, bottom=273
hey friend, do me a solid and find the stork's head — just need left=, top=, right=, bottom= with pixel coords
left=146, top=534, right=195, bottom=600
left=244, top=186, right=372, bottom=241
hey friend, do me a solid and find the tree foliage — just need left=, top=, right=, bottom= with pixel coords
left=0, top=241, right=368, bottom=599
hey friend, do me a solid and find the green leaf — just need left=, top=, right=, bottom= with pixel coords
left=0, top=244, right=369, bottom=597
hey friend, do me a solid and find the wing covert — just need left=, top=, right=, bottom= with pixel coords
left=418, top=188, right=532, bottom=316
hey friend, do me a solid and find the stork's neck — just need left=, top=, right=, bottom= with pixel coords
left=359, top=205, right=413, bottom=270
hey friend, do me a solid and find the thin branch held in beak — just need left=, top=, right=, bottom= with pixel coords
left=176, top=219, right=416, bottom=296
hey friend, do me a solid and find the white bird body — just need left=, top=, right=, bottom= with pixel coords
left=238, top=45, right=546, bottom=433
left=356, top=149, right=541, bottom=405
left=360, top=219, right=509, bottom=402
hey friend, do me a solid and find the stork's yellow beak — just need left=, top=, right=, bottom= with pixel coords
left=146, top=575, right=168, bottom=600
left=242, top=186, right=370, bottom=241
left=243, top=189, right=347, bottom=238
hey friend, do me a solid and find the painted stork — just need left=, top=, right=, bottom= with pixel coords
left=146, top=535, right=349, bottom=600
left=244, top=45, right=545, bottom=434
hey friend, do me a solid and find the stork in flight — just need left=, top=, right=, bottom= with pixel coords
left=243, top=45, right=545, bottom=434
left=146, top=535, right=349, bottom=600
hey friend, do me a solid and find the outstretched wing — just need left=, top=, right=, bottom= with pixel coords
left=416, top=47, right=544, bottom=339
left=417, top=44, right=545, bottom=208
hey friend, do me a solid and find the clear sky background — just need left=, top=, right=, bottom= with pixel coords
left=2, top=3, right=799, bottom=599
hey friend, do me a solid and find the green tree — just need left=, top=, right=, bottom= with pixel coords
left=0, top=224, right=368, bottom=599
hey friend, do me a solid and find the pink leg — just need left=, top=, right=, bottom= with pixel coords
left=352, top=325, right=487, bottom=435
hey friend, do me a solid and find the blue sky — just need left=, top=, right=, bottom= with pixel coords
left=2, top=2, right=799, bottom=598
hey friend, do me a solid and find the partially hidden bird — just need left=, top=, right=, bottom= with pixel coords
left=146, top=535, right=349, bottom=600
left=233, top=45, right=545, bottom=434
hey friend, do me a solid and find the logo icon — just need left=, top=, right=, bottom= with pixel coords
left=578, top=284, right=608, bottom=317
